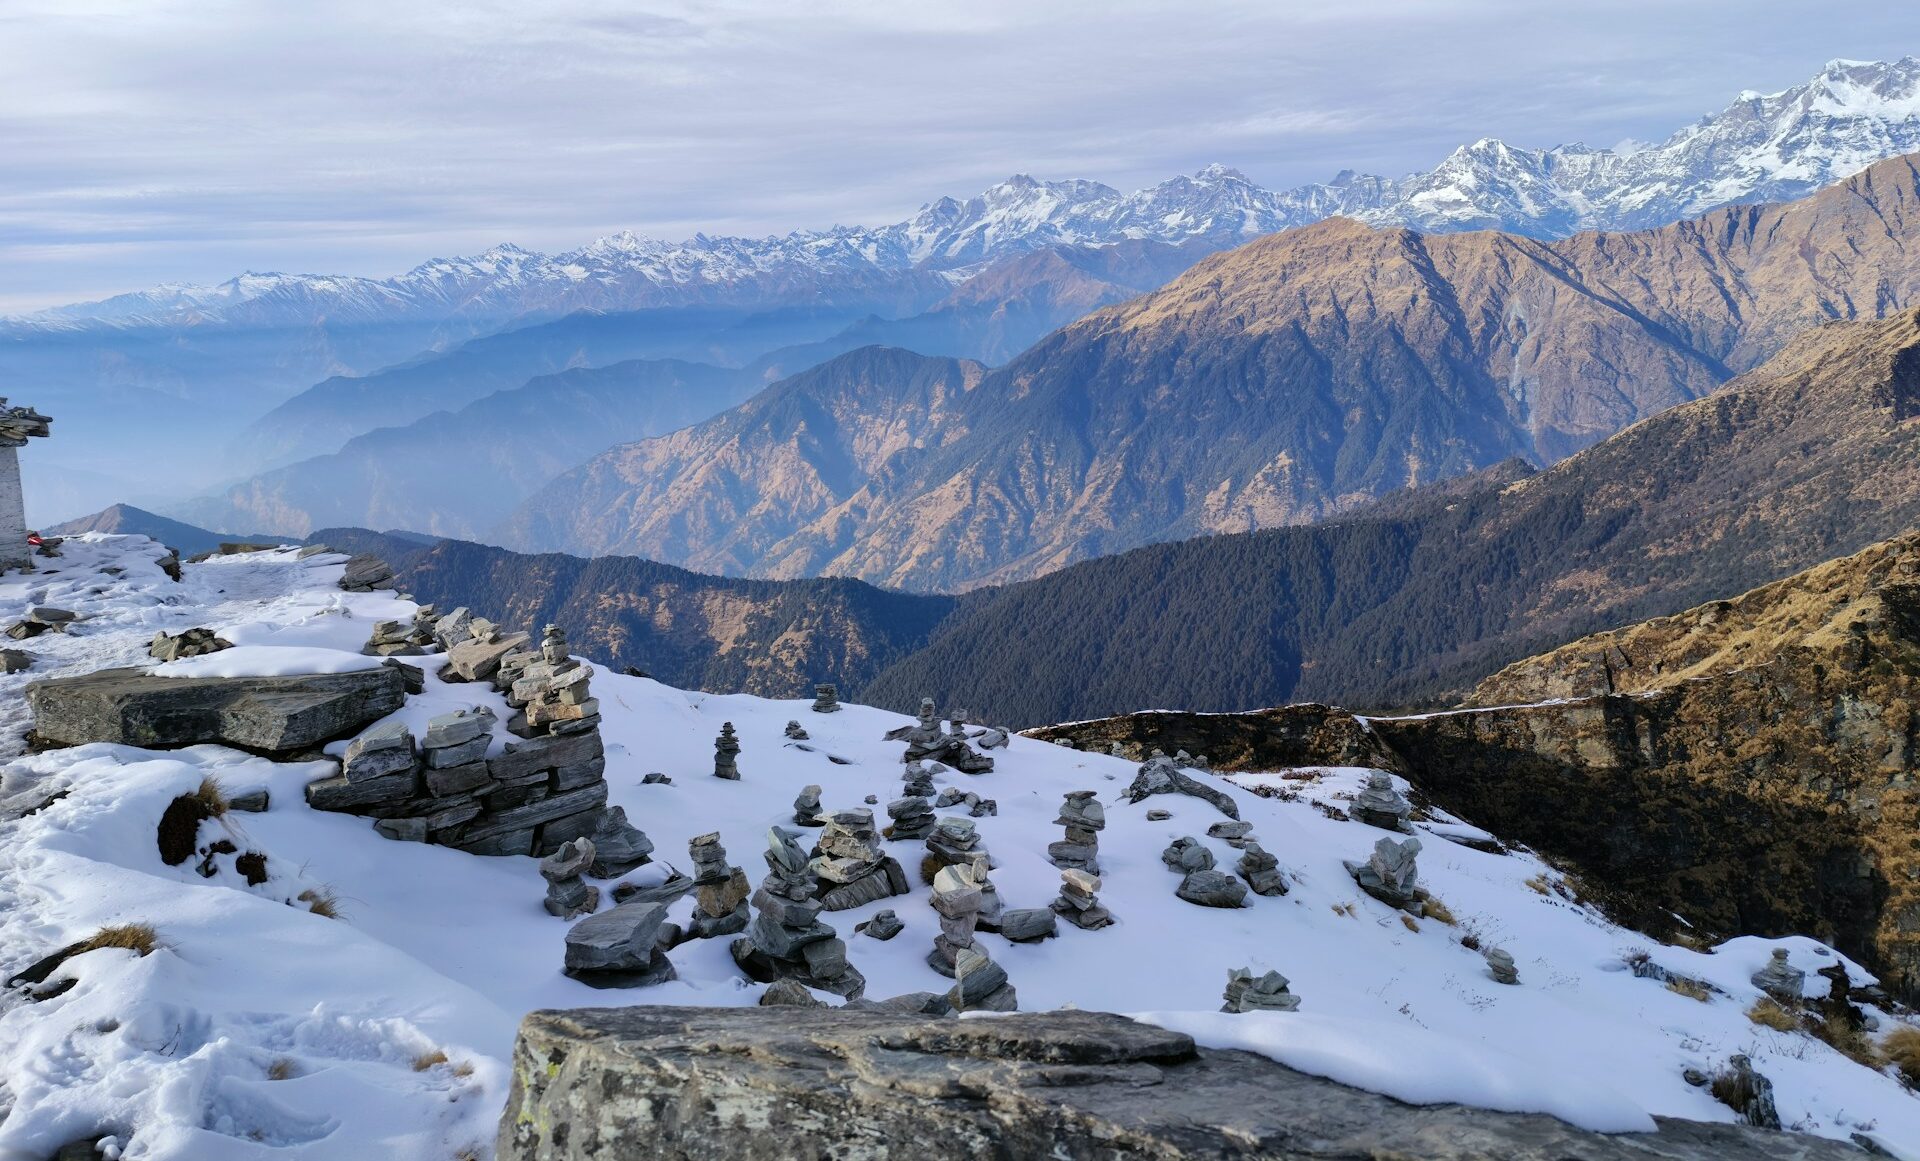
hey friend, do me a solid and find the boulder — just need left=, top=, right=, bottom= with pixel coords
left=498, top=1007, right=1856, bottom=1160
left=27, top=665, right=406, bottom=754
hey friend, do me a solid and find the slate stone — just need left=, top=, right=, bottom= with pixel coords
left=423, top=734, right=489, bottom=768
left=445, top=632, right=531, bottom=682
left=305, top=769, right=418, bottom=810
left=424, top=760, right=493, bottom=797
left=27, top=665, right=406, bottom=754
left=490, top=730, right=604, bottom=783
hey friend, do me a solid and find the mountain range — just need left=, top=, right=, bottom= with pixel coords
left=504, top=151, right=1920, bottom=591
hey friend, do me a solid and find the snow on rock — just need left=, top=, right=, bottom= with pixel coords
left=2, top=538, right=1917, bottom=1158
left=147, top=646, right=387, bottom=680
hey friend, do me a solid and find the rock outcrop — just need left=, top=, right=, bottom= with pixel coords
left=498, top=1007, right=1858, bottom=1160
left=25, top=665, right=407, bottom=754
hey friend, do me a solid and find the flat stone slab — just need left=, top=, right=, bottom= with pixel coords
left=26, top=666, right=407, bottom=754
left=499, top=1007, right=1862, bottom=1161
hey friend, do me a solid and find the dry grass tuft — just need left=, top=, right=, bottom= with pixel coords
left=919, top=855, right=942, bottom=886
left=266, top=1058, right=297, bottom=1080
left=1665, top=977, right=1712, bottom=1002
left=85, top=923, right=159, bottom=956
left=1523, top=873, right=1552, bottom=895
left=1880, top=1026, right=1920, bottom=1087
left=452, top=1060, right=475, bottom=1078
left=1398, top=915, right=1419, bottom=933
left=1808, top=1017, right=1883, bottom=1070
left=1420, top=896, right=1457, bottom=926
left=413, top=1050, right=449, bottom=1072
left=298, top=887, right=342, bottom=919
left=1747, top=997, right=1798, bottom=1032
left=191, top=775, right=230, bottom=817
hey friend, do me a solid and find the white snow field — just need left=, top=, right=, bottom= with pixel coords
left=1, top=537, right=1915, bottom=1159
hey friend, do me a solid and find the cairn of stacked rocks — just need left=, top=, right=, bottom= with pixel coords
left=925, top=815, right=987, bottom=871
left=885, top=792, right=935, bottom=840
left=1207, top=820, right=1256, bottom=848
left=810, top=807, right=911, bottom=911
left=935, top=786, right=997, bottom=817
left=686, top=832, right=751, bottom=939
left=148, top=627, right=232, bottom=661
left=885, top=697, right=994, bottom=775
left=1346, top=835, right=1423, bottom=911
left=1051, top=868, right=1114, bottom=929
left=811, top=684, right=841, bottom=713
left=1750, top=949, right=1805, bottom=1001
left=362, top=619, right=422, bottom=657
left=901, top=759, right=935, bottom=797
left=948, top=945, right=1018, bottom=1013
left=732, top=827, right=866, bottom=998
left=1163, top=836, right=1248, bottom=909
left=1222, top=968, right=1300, bottom=1013
left=792, top=784, right=823, bottom=826
left=1486, top=947, right=1520, bottom=985
left=927, top=857, right=988, bottom=976
left=563, top=899, right=676, bottom=988
left=854, top=910, right=903, bottom=940
left=713, top=722, right=741, bottom=780
left=1236, top=842, right=1288, bottom=896
left=784, top=720, right=809, bottom=740
left=540, top=838, right=599, bottom=919
left=1049, top=790, right=1105, bottom=873
left=499, top=625, right=599, bottom=737
left=1351, top=771, right=1413, bottom=832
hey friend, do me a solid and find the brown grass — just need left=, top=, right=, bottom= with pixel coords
left=84, top=923, right=159, bottom=956
left=1458, top=931, right=1482, bottom=951
left=412, top=1050, right=449, bottom=1071
left=1399, top=915, right=1420, bottom=933
left=1665, top=977, right=1712, bottom=1002
left=191, top=775, right=230, bottom=817
left=1747, top=998, right=1798, bottom=1032
left=266, top=1058, right=297, bottom=1080
left=1884, top=1026, right=1920, bottom=1087
left=1421, top=896, right=1457, bottom=926
left=1808, top=1017, right=1883, bottom=1070
left=919, top=854, right=942, bottom=886
left=1523, top=874, right=1551, bottom=895
left=297, top=887, right=342, bottom=919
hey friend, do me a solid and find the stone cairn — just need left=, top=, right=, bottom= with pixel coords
left=886, top=790, right=935, bottom=840
left=1048, top=791, right=1105, bottom=873
left=935, top=786, right=997, bottom=817
left=540, top=838, right=599, bottom=919
left=885, top=697, right=993, bottom=775
left=792, top=784, right=823, bottom=826
left=563, top=898, right=676, bottom=988
left=1051, top=868, right=1114, bottom=930
left=901, top=758, right=935, bottom=797
left=362, top=606, right=437, bottom=657
left=686, top=832, right=751, bottom=939
left=855, top=909, right=903, bottom=940
left=1346, top=836, right=1423, bottom=911
left=1222, top=968, right=1301, bottom=1013
left=305, top=596, right=652, bottom=865
left=713, top=722, right=741, bottom=780
left=1351, top=771, right=1412, bottom=832
left=1750, top=948, right=1805, bottom=1002
left=1485, top=947, right=1519, bottom=985
left=927, top=858, right=1016, bottom=1010
left=784, top=719, right=809, bottom=740
left=148, top=627, right=231, bottom=661
left=732, top=827, right=866, bottom=998
left=811, top=683, right=841, bottom=713
left=810, top=807, right=910, bottom=911
left=1237, top=842, right=1288, bottom=896
left=1163, top=836, right=1248, bottom=909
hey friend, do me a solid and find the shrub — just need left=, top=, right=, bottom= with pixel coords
left=191, top=776, right=230, bottom=817
left=1747, top=998, right=1798, bottom=1032
left=1882, top=1026, right=1920, bottom=1087
left=298, top=887, right=342, bottom=919
left=919, top=855, right=942, bottom=886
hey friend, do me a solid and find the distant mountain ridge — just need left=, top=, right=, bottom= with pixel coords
left=505, top=152, right=1920, bottom=591
left=22, top=58, right=1920, bottom=332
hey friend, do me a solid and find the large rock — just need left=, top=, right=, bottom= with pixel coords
left=498, top=1007, right=1858, bottom=1160
left=26, top=666, right=406, bottom=754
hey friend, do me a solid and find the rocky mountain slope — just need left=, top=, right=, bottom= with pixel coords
left=1, top=538, right=1912, bottom=1157
left=507, top=152, right=1920, bottom=591
left=1033, top=527, right=1920, bottom=1001
left=860, top=307, right=1920, bottom=722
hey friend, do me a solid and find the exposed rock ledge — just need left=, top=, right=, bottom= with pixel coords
left=497, top=1007, right=1854, bottom=1160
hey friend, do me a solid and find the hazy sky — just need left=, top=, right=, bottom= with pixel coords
left=2, top=0, right=1916, bottom=312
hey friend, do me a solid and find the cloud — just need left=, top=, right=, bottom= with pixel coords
left=1, top=0, right=1914, bottom=308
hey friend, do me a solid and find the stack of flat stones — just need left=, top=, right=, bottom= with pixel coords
left=901, top=759, right=935, bottom=797
left=686, top=832, right=751, bottom=939
left=6, top=607, right=75, bottom=640
left=1351, top=771, right=1413, bottom=832
left=1346, top=836, right=1423, bottom=911
left=540, top=838, right=599, bottom=919
left=1222, top=968, right=1300, bottom=1013
left=563, top=899, right=676, bottom=988
left=1051, top=868, right=1113, bottom=929
left=1163, top=836, right=1248, bottom=909
left=362, top=608, right=437, bottom=657
left=1048, top=790, right=1105, bottom=873
left=337, top=554, right=397, bottom=593
left=924, top=816, right=987, bottom=872
left=732, top=827, right=866, bottom=998
left=148, top=627, right=231, bottom=661
left=783, top=720, right=809, bottom=740
left=885, top=791, right=934, bottom=840
left=792, top=784, right=823, bottom=826
left=810, top=807, right=910, bottom=911
left=713, top=722, right=741, bottom=780
left=500, top=625, right=599, bottom=736
left=1486, top=947, right=1520, bottom=985
left=934, top=786, right=996, bottom=817
left=884, top=697, right=993, bottom=775
left=1237, top=843, right=1288, bottom=896
left=1750, top=949, right=1805, bottom=1001
left=810, top=684, right=841, bottom=713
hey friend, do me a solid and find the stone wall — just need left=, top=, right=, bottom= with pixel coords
left=496, top=1007, right=1857, bottom=1160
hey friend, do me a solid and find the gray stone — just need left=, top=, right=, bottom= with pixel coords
left=498, top=1007, right=1858, bottom=1161
left=423, top=733, right=489, bottom=768
left=586, top=806, right=654, bottom=876
left=760, top=979, right=826, bottom=1008
left=1160, top=836, right=1215, bottom=873
left=449, top=827, right=537, bottom=857
left=338, top=554, right=396, bottom=592
left=946, top=946, right=1015, bottom=1012
left=1125, top=753, right=1240, bottom=819
left=227, top=788, right=270, bottom=813
left=541, top=838, right=601, bottom=919
left=1237, top=843, right=1289, bottom=896
left=1222, top=967, right=1301, bottom=1013
left=855, top=910, right=903, bottom=941
left=423, top=760, right=492, bottom=797
left=27, top=665, right=406, bottom=754
left=456, top=782, right=609, bottom=843
left=1715, top=1055, right=1781, bottom=1131
left=344, top=740, right=417, bottom=783
left=489, top=730, right=603, bottom=784
left=0, top=648, right=31, bottom=674
left=713, top=721, right=741, bottom=779
left=1750, top=949, right=1805, bottom=1002
left=305, top=769, right=417, bottom=810
left=374, top=816, right=429, bottom=843
left=445, top=632, right=531, bottom=682
left=1352, top=771, right=1413, bottom=831
left=1486, top=947, right=1520, bottom=985
left=1346, top=836, right=1422, bottom=909
left=611, top=873, right=695, bottom=908
left=423, top=708, right=491, bottom=749
left=1146, top=808, right=1171, bottom=821
left=1177, top=869, right=1249, bottom=909
left=997, top=908, right=1059, bottom=943
left=563, top=900, right=670, bottom=974
left=810, top=684, right=841, bottom=713
left=784, top=720, right=810, bottom=741
left=792, top=784, right=822, bottom=826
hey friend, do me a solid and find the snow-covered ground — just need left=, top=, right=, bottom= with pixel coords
left=2, top=537, right=1916, bottom=1159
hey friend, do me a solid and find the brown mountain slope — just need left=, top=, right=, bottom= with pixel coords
left=1030, top=530, right=1920, bottom=995
left=506, top=154, right=1920, bottom=592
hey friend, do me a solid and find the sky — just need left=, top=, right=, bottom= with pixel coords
left=2, top=0, right=1917, bottom=313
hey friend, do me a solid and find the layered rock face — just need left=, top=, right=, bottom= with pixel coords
left=497, top=1007, right=1855, bottom=1160
left=1033, top=532, right=1920, bottom=995
left=25, top=666, right=407, bottom=754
